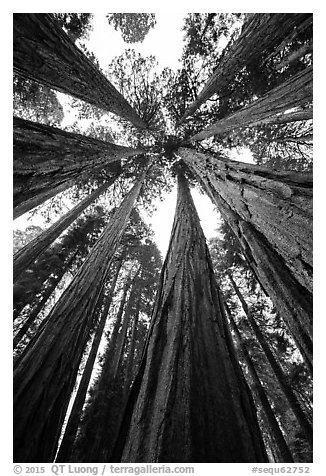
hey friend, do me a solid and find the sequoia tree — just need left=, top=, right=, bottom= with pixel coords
left=13, top=14, right=146, bottom=128
left=224, top=302, right=294, bottom=463
left=180, top=13, right=312, bottom=121
left=111, top=173, right=267, bottom=463
left=14, top=179, right=117, bottom=282
left=190, top=67, right=312, bottom=141
left=13, top=117, right=143, bottom=212
left=13, top=166, right=150, bottom=462
left=55, top=260, right=122, bottom=462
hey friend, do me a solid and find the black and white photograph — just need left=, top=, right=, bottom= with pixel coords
left=11, top=7, right=315, bottom=471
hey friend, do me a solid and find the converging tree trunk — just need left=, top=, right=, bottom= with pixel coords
left=111, top=173, right=267, bottom=463
left=13, top=166, right=150, bottom=463
left=202, top=189, right=312, bottom=370
left=180, top=13, right=312, bottom=121
left=13, top=14, right=147, bottom=128
left=190, top=67, right=312, bottom=141
left=55, top=261, right=122, bottom=463
left=14, top=117, right=142, bottom=211
left=179, top=147, right=313, bottom=295
left=14, top=178, right=117, bottom=282
left=225, top=302, right=294, bottom=463
left=227, top=272, right=312, bottom=445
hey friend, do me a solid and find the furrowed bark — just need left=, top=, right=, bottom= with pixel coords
left=192, top=178, right=312, bottom=370
left=227, top=274, right=312, bottom=445
left=190, top=67, right=312, bottom=141
left=14, top=178, right=117, bottom=282
left=180, top=13, right=312, bottom=121
left=14, top=117, right=142, bottom=211
left=55, top=261, right=122, bottom=463
left=13, top=14, right=147, bottom=128
left=225, top=303, right=294, bottom=463
left=13, top=165, right=149, bottom=463
left=112, top=174, right=267, bottom=463
left=179, top=147, right=312, bottom=295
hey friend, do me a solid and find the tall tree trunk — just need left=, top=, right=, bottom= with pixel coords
left=180, top=147, right=312, bottom=295
left=13, top=14, right=146, bottom=128
left=225, top=302, right=294, bottom=463
left=14, top=178, right=116, bottom=282
left=14, top=117, right=142, bottom=211
left=124, top=296, right=142, bottom=392
left=111, top=267, right=141, bottom=380
left=228, top=272, right=312, bottom=445
left=189, top=67, right=312, bottom=141
left=14, top=180, right=74, bottom=220
left=55, top=260, right=122, bottom=463
left=180, top=13, right=312, bottom=121
left=213, top=191, right=313, bottom=370
left=111, top=174, right=267, bottom=463
left=13, top=166, right=149, bottom=463
left=73, top=273, right=133, bottom=463
left=13, top=251, right=77, bottom=349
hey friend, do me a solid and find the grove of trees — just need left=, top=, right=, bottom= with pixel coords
left=13, top=13, right=313, bottom=464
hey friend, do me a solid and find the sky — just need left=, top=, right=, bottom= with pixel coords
left=14, top=12, right=254, bottom=257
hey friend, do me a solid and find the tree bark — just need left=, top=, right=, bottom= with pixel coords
left=228, top=272, right=312, bottom=445
left=190, top=67, right=312, bottom=141
left=13, top=166, right=149, bottom=463
left=14, top=117, right=141, bottom=211
left=14, top=178, right=117, bottom=282
left=111, top=173, right=267, bottom=463
left=179, top=147, right=313, bottom=295
left=180, top=13, right=312, bottom=121
left=55, top=261, right=122, bottom=463
left=225, top=302, right=294, bottom=463
left=14, top=180, right=74, bottom=220
left=73, top=273, right=133, bottom=463
left=13, top=14, right=147, bottom=129
left=204, top=189, right=312, bottom=371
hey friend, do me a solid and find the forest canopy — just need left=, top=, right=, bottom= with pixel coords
left=13, top=13, right=313, bottom=465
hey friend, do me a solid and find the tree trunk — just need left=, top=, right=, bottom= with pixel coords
left=190, top=67, right=312, bottom=141
left=111, top=267, right=141, bottom=380
left=14, top=180, right=74, bottom=220
left=228, top=272, right=312, bottom=445
left=225, top=302, right=294, bottom=463
left=13, top=252, right=76, bottom=349
left=124, top=296, right=142, bottom=391
left=214, top=194, right=312, bottom=370
left=180, top=13, right=312, bottom=121
left=13, top=166, right=149, bottom=463
left=14, top=178, right=116, bottom=282
left=180, top=147, right=312, bottom=295
left=13, top=14, right=146, bottom=129
left=111, top=173, right=268, bottom=463
left=73, top=273, right=133, bottom=463
left=55, top=261, right=122, bottom=463
left=14, top=117, right=142, bottom=211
